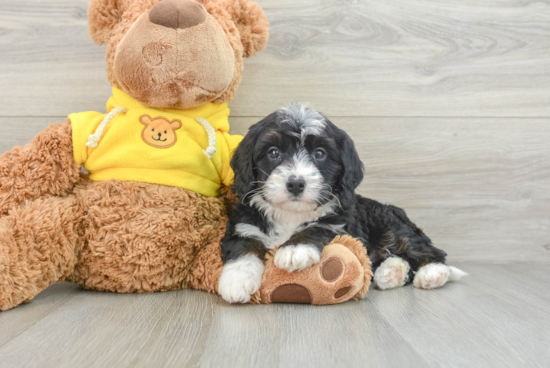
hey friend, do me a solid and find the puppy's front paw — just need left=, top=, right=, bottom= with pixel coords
left=274, top=244, right=321, bottom=273
left=218, top=255, right=265, bottom=303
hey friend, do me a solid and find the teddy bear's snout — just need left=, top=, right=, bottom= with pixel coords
left=151, top=129, right=167, bottom=139
left=149, top=0, right=207, bottom=30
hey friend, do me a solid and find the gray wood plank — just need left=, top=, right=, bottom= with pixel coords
left=198, top=300, right=428, bottom=368
left=0, top=289, right=218, bottom=368
left=1, top=263, right=549, bottom=368
left=0, top=283, right=80, bottom=348
left=463, top=263, right=550, bottom=314
left=1, top=116, right=549, bottom=263
left=1, top=1, right=550, bottom=117
left=369, top=262, right=550, bottom=368
left=238, top=0, right=550, bottom=117
left=0, top=117, right=67, bottom=153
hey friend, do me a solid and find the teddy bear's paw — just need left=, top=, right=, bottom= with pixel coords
left=261, top=242, right=368, bottom=305
left=274, top=244, right=321, bottom=273
left=413, top=263, right=465, bottom=289
left=218, top=254, right=265, bottom=303
left=374, top=257, right=410, bottom=290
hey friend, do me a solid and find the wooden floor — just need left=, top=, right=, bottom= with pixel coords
left=1, top=0, right=549, bottom=367
left=0, top=263, right=549, bottom=368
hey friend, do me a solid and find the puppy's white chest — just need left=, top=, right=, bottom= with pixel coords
left=265, top=209, right=321, bottom=248
left=234, top=210, right=318, bottom=249
left=267, top=221, right=301, bottom=248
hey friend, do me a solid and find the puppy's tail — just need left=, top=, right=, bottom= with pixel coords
left=448, top=266, right=469, bottom=282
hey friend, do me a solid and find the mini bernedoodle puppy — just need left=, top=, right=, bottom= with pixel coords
left=218, top=103, right=467, bottom=303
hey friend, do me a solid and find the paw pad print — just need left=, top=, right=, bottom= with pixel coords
left=259, top=240, right=372, bottom=305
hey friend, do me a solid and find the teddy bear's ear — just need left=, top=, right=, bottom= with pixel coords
left=224, top=0, right=269, bottom=58
left=88, top=0, right=123, bottom=45
left=139, top=115, right=153, bottom=126
left=170, top=120, right=183, bottom=130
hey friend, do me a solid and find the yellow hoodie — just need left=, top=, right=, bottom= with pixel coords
left=69, top=87, right=243, bottom=197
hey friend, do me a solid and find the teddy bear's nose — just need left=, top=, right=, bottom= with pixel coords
left=149, top=0, right=207, bottom=30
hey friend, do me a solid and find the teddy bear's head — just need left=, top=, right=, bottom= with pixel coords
left=88, top=0, right=269, bottom=109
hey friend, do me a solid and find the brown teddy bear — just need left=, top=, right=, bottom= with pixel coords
left=0, top=0, right=371, bottom=311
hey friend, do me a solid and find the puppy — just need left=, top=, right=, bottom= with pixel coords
left=218, top=103, right=467, bottom=303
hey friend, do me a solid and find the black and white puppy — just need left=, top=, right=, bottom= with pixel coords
left=218, top=103, right=467, bottom=303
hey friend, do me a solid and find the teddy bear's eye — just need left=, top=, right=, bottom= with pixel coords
left=164, top=130, right=167, bottom=134
left=152, top=128, right=155, bottom=132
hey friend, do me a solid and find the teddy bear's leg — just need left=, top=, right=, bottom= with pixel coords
left=70, top=181, right=229, bottom=295
left=187, top=241, right=225, bottom=294
left=256, top=236, right=373, bottom=305
left=184, top=187, right=236, bottom=295
left=0, top=121, right=80, bottom=215
left=0, top=195, right=82, bottom=311
left=186, top=196, right=230, bottom=294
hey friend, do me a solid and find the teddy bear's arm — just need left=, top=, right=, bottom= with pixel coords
left=0, top=119, right=81, bottom=215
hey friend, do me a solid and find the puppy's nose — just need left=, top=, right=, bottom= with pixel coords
left=149, top=0, right=207, bottom=30
left=286, top=177, right=306, bottom=196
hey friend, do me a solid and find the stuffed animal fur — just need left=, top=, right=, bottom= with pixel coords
left=0, top=0, right=371, bottom=311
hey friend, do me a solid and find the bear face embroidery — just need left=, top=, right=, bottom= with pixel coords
left=139, top=115, right=182, bottom=148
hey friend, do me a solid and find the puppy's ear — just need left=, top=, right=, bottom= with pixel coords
left=225, top=0, right=269, bottom=57
left=336, top=128, right=364, bottom=207
left=88, top=0, right=123, bottom=45
left=231, top=122, right=261, bottom=199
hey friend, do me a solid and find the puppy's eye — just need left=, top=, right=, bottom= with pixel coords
left=314, top=148, right=327, bottom=160
left=267, top=147, right=280, bottom=160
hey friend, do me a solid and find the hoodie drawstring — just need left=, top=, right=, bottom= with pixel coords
left=86, top=106, right=127, bottom=148
left=195, top=117, right=217, bottom=159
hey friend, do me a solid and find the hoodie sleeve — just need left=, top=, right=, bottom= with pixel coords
left=68, top=111, right=106, bottom=165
